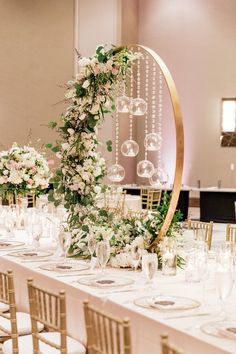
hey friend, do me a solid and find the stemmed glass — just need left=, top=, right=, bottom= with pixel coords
left=31, top=222, right=43, bottom=250
left=58, top=230, right=71, bottom=263
left=96, top=240, right=110, bottom=274
left=215, top=252, right=234, bottom=319
left=131, top=245, right=142, bottom=271
left=142, top=253, right=158, bottom=289
left=87, top=236, right=97, bottom=269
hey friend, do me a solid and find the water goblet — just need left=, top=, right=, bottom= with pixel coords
left=215, top=255, right=234, bottom=319
left=96, top=240, right=110, bottom=274
left=31, top=222, right=43, bottom=250
left=87, top=236, right=97, bottom=269
left=58, top=230, right=71, bottom=263
left=142, top=253, right=158, bottom=289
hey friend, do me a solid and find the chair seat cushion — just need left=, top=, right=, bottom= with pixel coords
left=2, top=332, right=86, bottom=354
left=0, top=302, right=9, bottom=313
left=0, top=312, right=44, bottom=337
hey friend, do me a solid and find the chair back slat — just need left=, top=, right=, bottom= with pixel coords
left=141, top=188, right=162, bottom=210
left=27, top=279, right=67, bottom=354
left=0, top=270, right=18, bottom=353
left=226, top=224, right=236, bottom=242
left=161, top=334, right=185, bottom=354
left=84, top=300, right=132, bottom=354
left=188, top=220, right=213, bottom=249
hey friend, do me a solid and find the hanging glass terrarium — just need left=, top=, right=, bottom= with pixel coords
left=137, top=160, right=154, bottom=178
left=144, top=132, right=162, bottom=151
left=149, top=167, right=169, bottom=186
left=121, top=139, right=139, bottom=157
left=116, top=95, right=130, bottom=113
left=129, top=98, right=147, bottom=116
left=107, top=164, right=125, bottom=183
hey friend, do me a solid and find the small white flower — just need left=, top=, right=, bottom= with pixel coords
left=78, top=57, right=91, bottom=67
left=82, top=80, right=90, bottom=89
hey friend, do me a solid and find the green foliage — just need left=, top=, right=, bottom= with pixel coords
left=106, top=140, right=112, bottom=152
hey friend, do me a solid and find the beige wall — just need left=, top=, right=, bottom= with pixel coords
left=0, top=0, right=74, bottom=157
left=138, top=0, right=236, bottom=187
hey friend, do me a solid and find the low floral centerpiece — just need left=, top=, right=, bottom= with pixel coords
left=47, top=44, right=184, bottom=268
left=0, top=144, right=51, bottom=200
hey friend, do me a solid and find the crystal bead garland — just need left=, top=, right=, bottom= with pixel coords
left=137, top=54, right=154, bottom=178
left=107, top=112, right=125, bottom=182
left=144, top=60, right=162, bottom=151
left=149, top=69, right=169, bottom=186
left=121, top=55, right=139, bottom=157
left=129, top=48, right=147, bottom=116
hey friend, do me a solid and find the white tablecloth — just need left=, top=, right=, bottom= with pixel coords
left=0, top=244, right=235, bottom=354
left=97, top=194, right=142, bottom=214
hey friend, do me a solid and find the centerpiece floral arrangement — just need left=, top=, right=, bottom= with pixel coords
left=47, top=44, right=184, bottom=268
left=0, top=143, right=50, bottom=199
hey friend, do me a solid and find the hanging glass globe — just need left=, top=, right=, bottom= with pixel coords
left=137, top=160, right=154, bottom=178
left=149, top=168, right=169, bottom=186
left=116, top=96, right=130, bottom=113
left=121, top=140, right=139, bottom=157
left=144, top=133, right=162, bottom=151
left=129, top=98, right=147, bottom=116
left=107, top=164, right=125, bottom=182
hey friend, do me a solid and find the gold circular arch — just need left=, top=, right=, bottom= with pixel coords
left=129, top=44, right=184, bottom=250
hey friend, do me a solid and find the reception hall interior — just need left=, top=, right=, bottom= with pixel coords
left=0, top=0, right=236, bottom=353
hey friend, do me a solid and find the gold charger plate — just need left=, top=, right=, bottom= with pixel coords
left=76, top=275, right=134, bottom=288
left=8, top=250, right=53, bottom=259
left=0, top=240, right=25, bottom=250
left=39, top=262, right=89, bottom=272
left=134, top=295, right=201, bottom=311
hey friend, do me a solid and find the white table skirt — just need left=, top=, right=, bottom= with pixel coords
left=0, top=251, right=235, bottom=354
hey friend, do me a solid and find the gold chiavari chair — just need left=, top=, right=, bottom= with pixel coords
left=161, top=334, right=185, bottom=354
left=1, top=270, right=44, bottom=354
left=226, top=224, right=236, bottom=243
left=28, top=279, right=86, bottom=354
left=188, top=220, right=213, bottom=250
left=83, top=300, right=132, bottom=354
left=107, top=191, right=127, bottom=216
left=141, top=188, right=162, bottom=210
left=3, top=279, right=86, bottom=354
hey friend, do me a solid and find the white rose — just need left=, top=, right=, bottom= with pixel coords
left=67, top=128, right=75, bottom=135
left=61, top=143, right=70, bottom=151
left=78, top=57, right=91, bottom=67
left=82, top=80, right=90, bottom=89
left=94, top=185, right=101, bottom=194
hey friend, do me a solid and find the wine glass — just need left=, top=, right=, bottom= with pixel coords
left=215, top=254, right=234, bottom=319
left=96, top=240, right=110, bottom=274
left=31, top=222, right=43, bottom=250
left=87, top=236, right=97, bottom=269
left=58, top=230, right=71, bottom=263
left=142, top=253, right=158, bottom=288
left=131, top=245, right=141, bottom=271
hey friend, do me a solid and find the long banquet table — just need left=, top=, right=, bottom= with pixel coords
left=0, top=243, right=235, bottom=354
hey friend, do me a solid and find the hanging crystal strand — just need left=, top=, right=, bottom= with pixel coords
left=144, top=60, right=160, bottom=152
left=151, top=61, right=156, bottom=134
left=137, top=52, right=154, bottom=178
left=107, top=112, right=125, bottom=182
left=129, top=46, right=147, bottom=116
left=115, top=112, right=119, bottom=165
left=121, top=48, right=139, bottom=157
left=157, top=69, right=163, bottom=167
left=144, top=55, right=149, bottom=161
left=129, top=60, right=134, bottom=140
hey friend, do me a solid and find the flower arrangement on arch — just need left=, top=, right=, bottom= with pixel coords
left=0, top=144, right=51, bottom=199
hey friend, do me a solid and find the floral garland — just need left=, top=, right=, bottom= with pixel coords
left=47, top=45, right=140, bottom=221
left=0, top=143, right=50, bottom=198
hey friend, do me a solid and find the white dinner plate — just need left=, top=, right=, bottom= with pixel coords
left=134, top=295, right=201, bottom=311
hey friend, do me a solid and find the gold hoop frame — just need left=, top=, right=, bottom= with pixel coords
left=130, top=45, right=184, bottom=249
